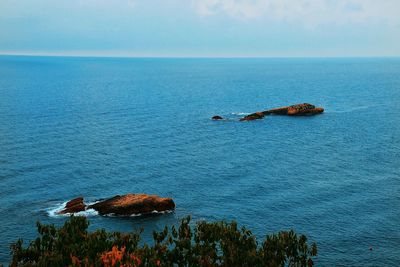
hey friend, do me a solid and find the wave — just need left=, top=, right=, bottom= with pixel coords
left=47, top=201, right=99, bottom=218
left=230, top=112, right=250, bottom=116
left=103, top=210, right=174, bottom=218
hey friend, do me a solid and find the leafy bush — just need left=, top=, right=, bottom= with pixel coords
left=10, top=216, right=317, bottom=266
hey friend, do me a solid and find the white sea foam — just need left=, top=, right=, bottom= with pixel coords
left=47, top=201, right=99, bottom=218
left=104, top=210, right=174, bottom=217
left=231, top=112, right=250, bottom=116
left=101, top=213, right=141, bottom=217
left=151, top=210, right=173, bottom=214
left=47, top=201, right=174, bottom=218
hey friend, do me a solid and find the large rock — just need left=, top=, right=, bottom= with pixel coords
left=238, top=103, right=323, bottom=121
left=263, top=103, right=324, bottom=116
left=57, top=194, right=175, bottom=216
left=88, top=194, right=175, bottom=216
left=58, top=197, right=86, bottom=214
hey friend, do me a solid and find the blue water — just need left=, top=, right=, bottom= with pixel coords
left=0, top=56, right=399, bottom=266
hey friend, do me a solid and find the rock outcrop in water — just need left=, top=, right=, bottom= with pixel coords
left=239, top=112, right=265, bottom=121
left=263, top=103, right=324, bottom=116
left=212, top=115, right=224, bottom=120
left=88, top=194, right=175, bottom=216
left=58, top=197, right=86, bottom=214
left=58, top=194, right=175, bottom=216
left=212, top=103, right=323, bottom=122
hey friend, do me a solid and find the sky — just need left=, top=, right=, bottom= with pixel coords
left=0, top=0, right=399, bottom=57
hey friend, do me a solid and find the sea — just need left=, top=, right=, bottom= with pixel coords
left=0, top=56, right=399, bottom=266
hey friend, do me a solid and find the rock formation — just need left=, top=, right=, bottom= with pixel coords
left=88, top=194, right=175, bottom=216
left=263, top=103, right=324, bottom=116
left=239, top=112, right=265, bottom=121
left=211, top=103, right=324, bottom=122
left=58, top=197, right=86, bottom=214
left=57, top=194, right=175, bottom=216
left=212, top=115, right=224, bottom=120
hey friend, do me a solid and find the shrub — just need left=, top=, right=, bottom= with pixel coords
left=10, top=216, right=317, bottom=266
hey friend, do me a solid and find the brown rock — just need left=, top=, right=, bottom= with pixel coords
left=58, top=197, right=86, bottom=214
left=88, top=194, right=175, bottom=216
left=264, top=103, right=323, bottom=116
left=239, top=112, right=265, bottom=121
left=292, top=107, right=324, bottom=116
left=263, top=107, right=289, bottom=115
left=212, top=115, right=224, bottom=120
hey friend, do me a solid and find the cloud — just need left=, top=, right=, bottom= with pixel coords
left=73, top=0, right=137, bottom=9
left=0, top=0, right=137, bottom=19
left=193, top=0, right=400, bottom=26
left=195, top=0, right=267, bottom=18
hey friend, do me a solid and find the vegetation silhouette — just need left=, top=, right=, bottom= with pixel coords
left=10, top=216, right=317, bottom=266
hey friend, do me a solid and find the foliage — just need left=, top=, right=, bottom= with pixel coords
left=10, top=216, right=317, bottom=267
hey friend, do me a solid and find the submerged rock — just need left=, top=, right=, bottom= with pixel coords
left=212, top=115, right=224, bottom=120
left=58, top=197, right=86, bottom=214
left=88, top=194, right=175, bottom=216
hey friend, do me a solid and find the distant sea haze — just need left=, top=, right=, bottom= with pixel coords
left=0, top=56, right=399, bottom=266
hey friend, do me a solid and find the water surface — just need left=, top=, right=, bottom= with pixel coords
left=0, top=56, right=399, bottom=266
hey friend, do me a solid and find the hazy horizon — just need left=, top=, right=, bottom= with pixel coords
left=1, top=0, right=400, bottom=57
left=1, top=51, right=400, bottom=59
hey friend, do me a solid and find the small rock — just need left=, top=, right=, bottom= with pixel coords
left=239, top=112, right=265, bottom=121
left=58, top=197, right=86, bottom=214
left=212, top=115, right=224, bottom=120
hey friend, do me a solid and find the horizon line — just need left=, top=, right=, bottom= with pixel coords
left=1, top=51, right=399, bottom=59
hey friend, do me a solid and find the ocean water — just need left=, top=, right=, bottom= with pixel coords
left=0, top=56, right=399, bottom=266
